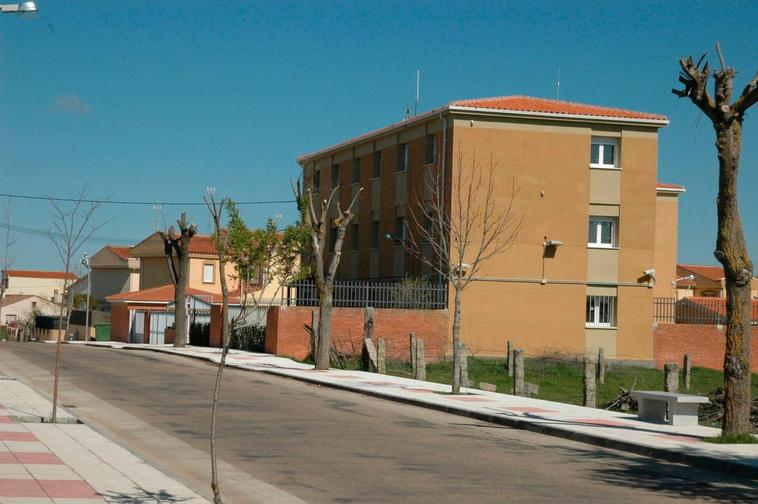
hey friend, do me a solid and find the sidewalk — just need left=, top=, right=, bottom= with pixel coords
left=73, top=341, right=758, bottom=478
left=0, top=376, right=209, bottom=504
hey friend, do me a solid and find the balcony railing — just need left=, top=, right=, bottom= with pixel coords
left=654, top=297, right=758, bottom=325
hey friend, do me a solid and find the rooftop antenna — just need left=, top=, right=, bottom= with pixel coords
left=415, top=69, right=420, bottom=115
left=556, top=66, right=561, bottom=100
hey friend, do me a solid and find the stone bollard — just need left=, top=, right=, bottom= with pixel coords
left=513, top=349, right=525, bottom=396
left=362, top=338, right=378, bottom=372
left=507, top=340, right=514, bottom=377
left=410, top=332, right=418, bottom=379
left=377, top=338, right=386, bottom=374
left=664, top=363, right=680, bottom=393
left=583, top=356, right=597, bottom=408
left=683, top=354, right=691, bottom=391
left=415, top=338, right=426, bottom=381
left=597, top=347, right=606, bottom=385
left=459, top=342, right=469, bottom=389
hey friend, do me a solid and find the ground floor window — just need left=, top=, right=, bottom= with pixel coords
left=586, top=295, right=616, bottom=328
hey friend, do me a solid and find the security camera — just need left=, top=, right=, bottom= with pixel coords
left=643, top=268, right=656, bottom=276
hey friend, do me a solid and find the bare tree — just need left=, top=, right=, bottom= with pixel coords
left=406, top=148, right=521, bottom=394
left=0, top=199, right=15, bottom=333
left=47, top=188, right=109, bottom=422
left=294, top=176, right=362, bottom=370
left=673, top=44, right=757, bottom=435
left=205, top=196, right=306, bottom=504
left=160, top=213, right=197, bottom=348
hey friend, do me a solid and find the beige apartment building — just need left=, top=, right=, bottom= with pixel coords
left=298, top=95, right=684, bottom=363
left=1, top=269, right=77, bottom=303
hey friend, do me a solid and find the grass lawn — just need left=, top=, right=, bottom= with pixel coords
left=385, top=356, right=758, bottom=408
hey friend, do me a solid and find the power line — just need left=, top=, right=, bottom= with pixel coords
left=0, top=222, right=139, bottom=245
left=0, top=192, right=294, bottom=207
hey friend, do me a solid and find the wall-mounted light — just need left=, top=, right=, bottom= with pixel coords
left=543, top=239, right=563, bottom=247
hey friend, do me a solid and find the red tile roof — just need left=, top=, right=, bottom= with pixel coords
left=656, top=182, right=686, bottom=192
left=298, top=95, right=667, bottom=162
left=678, top=264, right=725, bottom=282
left=106, top=285, right=220, bottom=304
left=107, top=246, right=132, bottom=260
left=188, top=236, right=218, bottom=255
left=0, top=294, right=34, bottom=308
left=106, top=284, right=240, bottom=305
left=2, top=269, right=77, bottom=280
left=450, top=96, right=667, bottom=121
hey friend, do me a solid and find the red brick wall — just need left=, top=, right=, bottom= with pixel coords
left=110, top=304, right=130, bottom=343
left=653, top=323, right=758, bottom=370
left=266, top=306, right=449, bottom=361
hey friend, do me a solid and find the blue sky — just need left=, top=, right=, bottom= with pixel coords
left=0, top=0, right=756, bottom=271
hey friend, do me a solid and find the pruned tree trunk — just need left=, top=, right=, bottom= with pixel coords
left=451, top=288, right=462, bottom=394
left=316, top=291, right=333, bottom=370
left=673, top=45, right=756, bottom=434
left=162, top=213, right=197, bottom=348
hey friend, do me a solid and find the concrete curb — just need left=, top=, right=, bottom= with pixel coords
left=73, top=342, right=757, bottom=480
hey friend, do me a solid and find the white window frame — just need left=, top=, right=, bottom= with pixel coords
left=398, top=143, right=408, bottom=172
left=586, top=295, right=616, bottom=328
left=590, top=137, right=619, bottom=169
left=202, top=263, right=215, bottom=284
left=588, top=216, right=618, bottom=248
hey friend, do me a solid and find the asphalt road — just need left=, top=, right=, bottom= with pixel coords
left=0, top=343, right=755, bottom=504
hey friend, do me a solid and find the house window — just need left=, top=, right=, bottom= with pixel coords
left=395, top=216, right=406, bottom=242
left=373, top=151, right=382, bottom=178
left=397, top=144, right=408, bottom=171
left=425, top=134, right=435, bottom=164
left=588, top=217, right=618, bottom=248
left=586, top=295, right=616, bottom=328
left=590, top=137, right=619, bottom=168
left=350, top=224, right=359, bottom=251
left=203, top=264, right=214, bottom=283
left=331, top=164, right=340, bottom=188
left=370, top=220, right=380, bottom=249
left=352, top=157, right=361, bottom=183
left=312, top=169, right=320, bottom=193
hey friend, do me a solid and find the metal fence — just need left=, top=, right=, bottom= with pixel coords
left=283, top=279, right=448, bottom=310
left=654, top=297, right=758, bottom=325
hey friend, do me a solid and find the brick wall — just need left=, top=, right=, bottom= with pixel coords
left=653, top=323, right=758, bottom=370
left=110, top=304, right=130, bottom=343
left=266, top=306, right=449, bottom=361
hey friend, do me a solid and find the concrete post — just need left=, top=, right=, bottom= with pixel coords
left=664, top=363, right=679, bottom=393
left=410, top=332, right=418, bottom=379
left=377, top=338, right=386, bottom=374
left=583, top=356, right=596, bottom=408
left=513, top=349, right=525, bottom=396
left=683, top=354, right=691, bottom=391
left=415, top=338, right=426, bottom=381
left=459, top=342, right=469, bottom=389
left=507, top=340, right=514, bottom=377
left=597, top=347, right=606, bottom=385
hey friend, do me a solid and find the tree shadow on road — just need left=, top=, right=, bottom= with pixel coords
left=100, top=489, right=191, bottom=503
left=549, top=444, right=758, bottom=503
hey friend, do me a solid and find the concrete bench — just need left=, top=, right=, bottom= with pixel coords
left=631, top=391, right=710, bottom=426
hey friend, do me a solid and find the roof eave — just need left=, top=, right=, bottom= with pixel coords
left=447, top=105, right=669, bottom=127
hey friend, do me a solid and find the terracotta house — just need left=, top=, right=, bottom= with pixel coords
left=675, top=263, right=758, bottom=299
left=298, top=95, right=684, bottom=364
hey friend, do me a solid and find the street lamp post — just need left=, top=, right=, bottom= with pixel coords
left=0, top=2, right=37, bottom=15
left=81, top=254, right=91, bottom=340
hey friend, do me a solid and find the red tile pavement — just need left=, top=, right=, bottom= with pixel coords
left=655, top=434, right=704, bottom=444
left=0, top=415, right=14, bottom=423
left=38, top=479, right=101, bottom=499
left=448, top=396, right=493, bottom=402
left=15, top=452, right=64, bottom=465
left=0, top=452, right=17, bottom=463
left=0, top=431, right=37, bottom=441
left=501, top=406, right=557, bottom=413
left=0, top=479, right=47, bottom=498
left=574, top=418, right=633, bottom=427
left=403, top=388, right=437, bottom=393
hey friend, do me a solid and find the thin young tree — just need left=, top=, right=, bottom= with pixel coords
left=206, top=196, right=306, bottom=504
left=673, top=44, right=757, bottom=435
left=47, top=188, right=109, bottom=422
left=293, top=176, right=362, bottom=370
left=160, top=213, right=197, bottom=348
left=406, top=148, right=521, bottom=394
left=0, top=199, right=16, bottom=334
